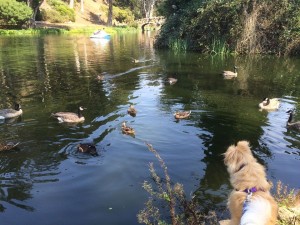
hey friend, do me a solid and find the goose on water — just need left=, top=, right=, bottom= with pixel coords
left=51, top=106, right=85, bottom=123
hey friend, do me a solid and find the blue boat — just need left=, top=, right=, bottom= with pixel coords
left=90, top=30, right=111, bottom=39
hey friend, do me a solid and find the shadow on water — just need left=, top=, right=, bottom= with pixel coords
left=0, top=32, right=300, bottom=224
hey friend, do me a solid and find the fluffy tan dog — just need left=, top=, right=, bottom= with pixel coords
left=224, top=141, right=278, bottom=225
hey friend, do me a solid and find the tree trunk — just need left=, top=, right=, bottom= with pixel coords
left=107, top=0, right=113, bottom=26
left=69, top=0, right=74, bottom=8
left=80, top=0, right=84, bottom=13
left=142, top=0, right=156, bottom=19
left=30, top=0, right=45, bottom=28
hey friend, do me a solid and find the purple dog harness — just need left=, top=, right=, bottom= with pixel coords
left=241, top=187, right=264, bottom=216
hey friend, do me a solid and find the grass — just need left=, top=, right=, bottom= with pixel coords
left=275, top=181, right=300, bottom=225
left=0, top=25, right=137, bottom=36
left=137, top=143, right=218, bottom=225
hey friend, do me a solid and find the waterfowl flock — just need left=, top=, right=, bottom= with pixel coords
left=0, top=66, right=299, bottom=158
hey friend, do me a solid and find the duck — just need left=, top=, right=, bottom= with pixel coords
left=77, top=143, right=98, bottom=156
left=0, top=141, right=19, bottom=152
left=258, top=98, right=280, bottom=111
left=174, top=110, right=191, bottom=119
left=122, top=122, right=135, bottom=135
left=127, top=104, right=137, bottom=116
left=51, top=106, right=85, bottom=123
left=286, top=109, right=300, bottom=131
left=0, top=103, right=23, bottom=119
left=132, top=58, right=140, bottom=63
left=96, top=74, right=104, bottom=81
left=222, top=66, right=238, bottom=78
left=168, top=77, right=178, bottom=85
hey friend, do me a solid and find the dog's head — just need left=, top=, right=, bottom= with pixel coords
left=224, top=140, right=256, bottom=175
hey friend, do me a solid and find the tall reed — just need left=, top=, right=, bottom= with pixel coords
left=209, top=38, right=230, bottom=55
left=168, top=38, right=187, bottom=53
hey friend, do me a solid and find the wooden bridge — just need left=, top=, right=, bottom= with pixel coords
left=136, top=16, right=165, bottom=31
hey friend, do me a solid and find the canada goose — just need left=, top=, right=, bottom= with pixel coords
left=0, top=141, right=19, bottom=152
left=77, top=143, right=98, bottom=156
left=286, top=109, right=300, bottom=131
left=222, top=66, right=238, bottom=78
left=174, top=110, right=191, bottom=119
left=168, top=77, right=178, bottom=85
left=0, top=103, right=23, bottom=119
left=51, top=106, right=85, bottom=123
left=122, top=122, right=135, bottom=135
left=127, top=104, right=137, bottom=116
left=258, top=98, right=280, bottom=111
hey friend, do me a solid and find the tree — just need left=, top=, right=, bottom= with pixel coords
left=107, top=0, right=113, bottom=26
left=142, top=0, right=156, bottom=19
left=0, top=0, right=33, bottom=28
left=69, top=0, right=74, bottom=8
left=80, top=0, right=84, bottom=13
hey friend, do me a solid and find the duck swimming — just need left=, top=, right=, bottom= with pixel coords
left=258, top=98, right=280, bottom=111
left=51, top=106, right=85, bottom=123
left=0, top=103, right=23, bottom=119
left=0, top=141, right=19, bottom=152
left=222, top=66, right=238, bottom=79
left=174, top=110, right=191, bottom=119
left=168, top=77, right=178, bottom=85
left=127, top=104, right=137, bottom=116
left=77, top=143, right=98, bottom=156
left=122, top=122, right=135, bottom=135
left=286, top=109, right=300, bottom=131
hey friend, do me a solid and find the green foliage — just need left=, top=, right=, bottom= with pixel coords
left=0, top=0, right=32, bottom=28
left=155, top=0, right=300, bottom=55
left=41, top=0, right=75, bottom=23
left=114, top=7, right=135, bottom=24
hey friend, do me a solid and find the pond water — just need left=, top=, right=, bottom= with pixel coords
left=0, top=31, right=299, bottom=225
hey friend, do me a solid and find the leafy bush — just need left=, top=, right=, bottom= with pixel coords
left=155, top=0, right=300, bottom=55
left=114, top=7, right=135, bottom=24
left=0, top=0, right=32, bottom=28
left=41, top=0, right=75, bottom=23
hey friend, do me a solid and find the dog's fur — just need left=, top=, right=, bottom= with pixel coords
left=224, top=141, right=278, bottom=225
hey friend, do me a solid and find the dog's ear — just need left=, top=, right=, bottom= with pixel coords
left=224, top=144, right=242, bottom=173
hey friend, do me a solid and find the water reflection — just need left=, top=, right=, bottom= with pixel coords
left=0, top=33, right=300, bottom=224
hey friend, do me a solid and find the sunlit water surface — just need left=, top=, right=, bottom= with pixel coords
left=0, top=32, right=300, bottom=225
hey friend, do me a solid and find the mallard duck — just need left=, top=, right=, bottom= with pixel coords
left=77, top=143, right=98, bottom=156
left=0, top=142, right=19, bottom=152
left=122, top=122, right=135, bottom=135
left=286, top=109, right=300, bottom=131
left=222, top=66, right=238, bottom=78
left=258, top=98, right=280, bottom=110
left=168, top=77, right=178, bottom=85
left=0, top=103, right=23, bottom=119
left=174, top=110, right=191, bottom=119
left=51, top=106, right=85, bottom=123
left=127, top=104, right=137, bottom=116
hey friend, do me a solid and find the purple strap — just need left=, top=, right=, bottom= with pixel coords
left=243, top=187, right=264, bottom=193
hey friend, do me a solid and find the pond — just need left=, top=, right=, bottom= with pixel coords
left=0, top=31, right=299, bottom=225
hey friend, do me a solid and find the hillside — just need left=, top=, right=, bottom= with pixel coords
left=40, top=0, right=107, bottom=27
